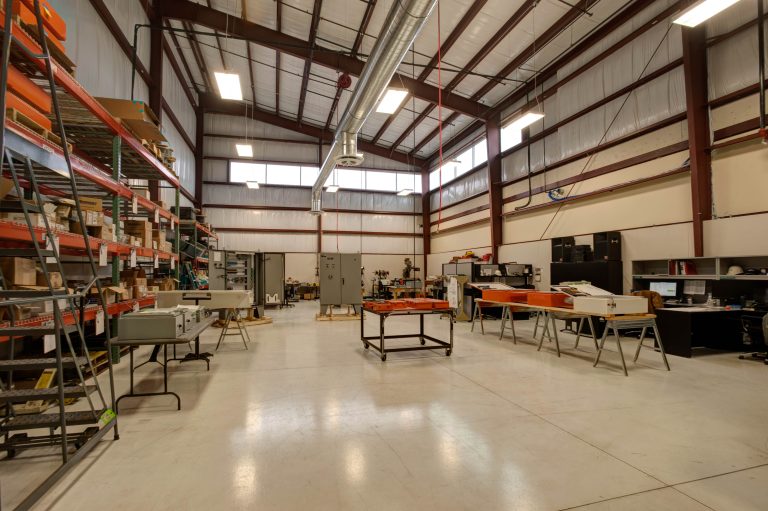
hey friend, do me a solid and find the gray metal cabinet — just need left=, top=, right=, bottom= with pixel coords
left=319, top=252, right=361, bottom=306
left=262, top=252, right=285, bottom=305
left=340, top=253, right=361, bottom=305
left=208, top=250, right=226, bottom=290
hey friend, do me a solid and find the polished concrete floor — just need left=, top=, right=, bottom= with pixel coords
left=2, top=301, right=767, bottom=510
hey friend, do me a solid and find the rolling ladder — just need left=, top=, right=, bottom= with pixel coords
left=0, top=1, right=117, bottom=508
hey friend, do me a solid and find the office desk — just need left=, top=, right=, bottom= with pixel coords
left=655, top=307, right=744, bottom=358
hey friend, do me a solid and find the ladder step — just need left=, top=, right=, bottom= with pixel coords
left=0, top=204, right=41, bottom=214
left=0, top=249, right=56, bottom=258
left=0, top=289, right=75, bottom=298
left=0, top=385, right=97, bottom=403
left=0, top=357, right=88, bottom=370
left=0, top=409, right=104, bottom=431
left=0, top=326, right=55, bottom=336
left=0, top=325, right=78, bottom=336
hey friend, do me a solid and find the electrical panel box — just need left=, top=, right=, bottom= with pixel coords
left=262, top=252, right=285, bottom=305
left=319, top=252, right=361, bottom=306
left=225, top=252, right=253, bottom=292
left=208, top=250, right=226, bottom=290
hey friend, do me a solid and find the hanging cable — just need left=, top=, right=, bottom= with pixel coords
left=436, top=0, right=444, bottom=231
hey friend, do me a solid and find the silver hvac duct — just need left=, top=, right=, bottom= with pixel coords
left=310, top=0, right=437, bottom=213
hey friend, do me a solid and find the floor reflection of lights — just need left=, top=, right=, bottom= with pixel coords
left=232, top=457, right=259, bottom=501
left=344, top=442, right=366, bottom=484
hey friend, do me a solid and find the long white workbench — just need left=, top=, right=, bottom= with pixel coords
left=471, top=299, right=670, bottom=376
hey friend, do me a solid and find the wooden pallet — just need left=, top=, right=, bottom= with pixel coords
left=6, top=107, right=73, bottom=153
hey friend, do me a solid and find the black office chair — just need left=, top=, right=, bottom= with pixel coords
left=738, top=313, right=768, bottom=364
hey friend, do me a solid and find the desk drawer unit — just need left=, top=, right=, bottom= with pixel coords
left=572, top=296, right=647, bottom=315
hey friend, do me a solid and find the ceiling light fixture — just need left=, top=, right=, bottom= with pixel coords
left=376, top=88, right=409, bottom=114
left=673, top=0, right=741, bottom=27
left=214, top=71, right=243, bottom=100
left=236, top=144, right=253, bottom=157
left=326, top=185, right=340, bottom=193
left=506, top=111, right=545, bottom=131
left=397, top=189, right=413, bottom=196
left=246, top=181, right=259, bottom=189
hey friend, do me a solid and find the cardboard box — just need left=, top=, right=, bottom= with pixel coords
left=132, top=188, right=151, bottom=199
left=1, top=212, right=48, bottom=228
left=133, top=285, right=148, bottom=299
left=89, top=286, right=125, bottom=305
left=36, top=271, right=62, bottom=288
left=153, top=230, right=165, bottom=243
left=95, top=97, right=166, bottom=143
left=147, top=286, right=160, bottom=294
left=78, top=197, right=102, bottom=212
left=124, top=220, right=152, bottom=249
left=1, top=257, right=37, bottom=286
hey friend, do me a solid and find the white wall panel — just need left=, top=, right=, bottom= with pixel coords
left=321, top=213, right=419, bottom=233
left=204, top=184, right=311, bottom=208
left=204, top=160, right=228, bottom=182
left=56, top=0, right=149, bottom=102
left=429, top=171, right=489, bottom=211
left=286, top=254, right=319, bottom=284
left=320, top=235, right=422, bottom=255
left=430, top=224, right=490, bottom=255
left=704, top=214, right=768, bottom=257
left=712, top=139, right=768, bottom=217
left=162, top=55, right=196, bottom=142
left=162, top=120, right=195, bottom=198
left=207, top=208, right=318, bottom=230
left=205, top=137, right=319, bottom=163
left=218, top=232, right=317, bottom=253
left=707, top=24, right=765, bottom=100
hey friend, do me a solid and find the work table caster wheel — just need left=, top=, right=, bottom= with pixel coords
left=446, top=349, right=452, bottom=356
left=363, top=342, right=369, bottom=349
left=420, top=338, right=426, bottom=345
left=381, top=354, right=387, bottom=361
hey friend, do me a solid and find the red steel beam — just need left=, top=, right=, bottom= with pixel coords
left=200, top=93, right=425, bottom=167
left=389, top=0, right=536, bottom=151
left=371, top=0, right=489, bottom=145
left=682, top=25, right=711, bottom=257
left=157, top=0, right=486, bottom=117
left=298, top=0, right=324, bottom=124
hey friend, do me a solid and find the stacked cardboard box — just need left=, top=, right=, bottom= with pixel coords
left=1, top=257, right=36, bottom=286
left=123, top=220, right=152, bottom=249
left=120, top=268, right=148, bottom=299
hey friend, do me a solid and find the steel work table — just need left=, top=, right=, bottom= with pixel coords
left=113, top=315, right=216, bottom=411
left=361, top=308, right=454, bottom=361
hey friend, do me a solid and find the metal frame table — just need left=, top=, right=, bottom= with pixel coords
left=361, top=308, right=454, bottom=361
left=113, top=315, right=216, bottom=411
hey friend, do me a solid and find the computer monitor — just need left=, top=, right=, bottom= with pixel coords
left=650, top=281, right=677, bottom=297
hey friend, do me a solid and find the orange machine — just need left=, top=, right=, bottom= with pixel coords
left=526, top=291, right=572, bottom=308
left=481, top=289, right=530, bottom=303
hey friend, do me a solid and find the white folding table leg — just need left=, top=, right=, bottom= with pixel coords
left=652, top=322, right=671, bottom=371
left=613, top=326, right=628, bottom=376
left=574, top=317, right=584, bottom=349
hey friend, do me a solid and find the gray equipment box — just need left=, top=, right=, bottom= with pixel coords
left=118, top=309, right=185, bottom=340
left=319, top=253, right=362, bottom=306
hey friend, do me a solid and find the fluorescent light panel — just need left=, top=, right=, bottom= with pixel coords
left=376, top=88, right=408, bottom=114
left=673, top=0, right=741, bottom=27
left=236, top=144, right=253, bottom=157
left=397, top=189, right=413, bottom=196
left=214, top=71, right=243, bottom=100
left=507, top=112, right=544, bottom=131
left=246, top=181, right=259, bottom=189
left=326, top=185, right=340, bottom=193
